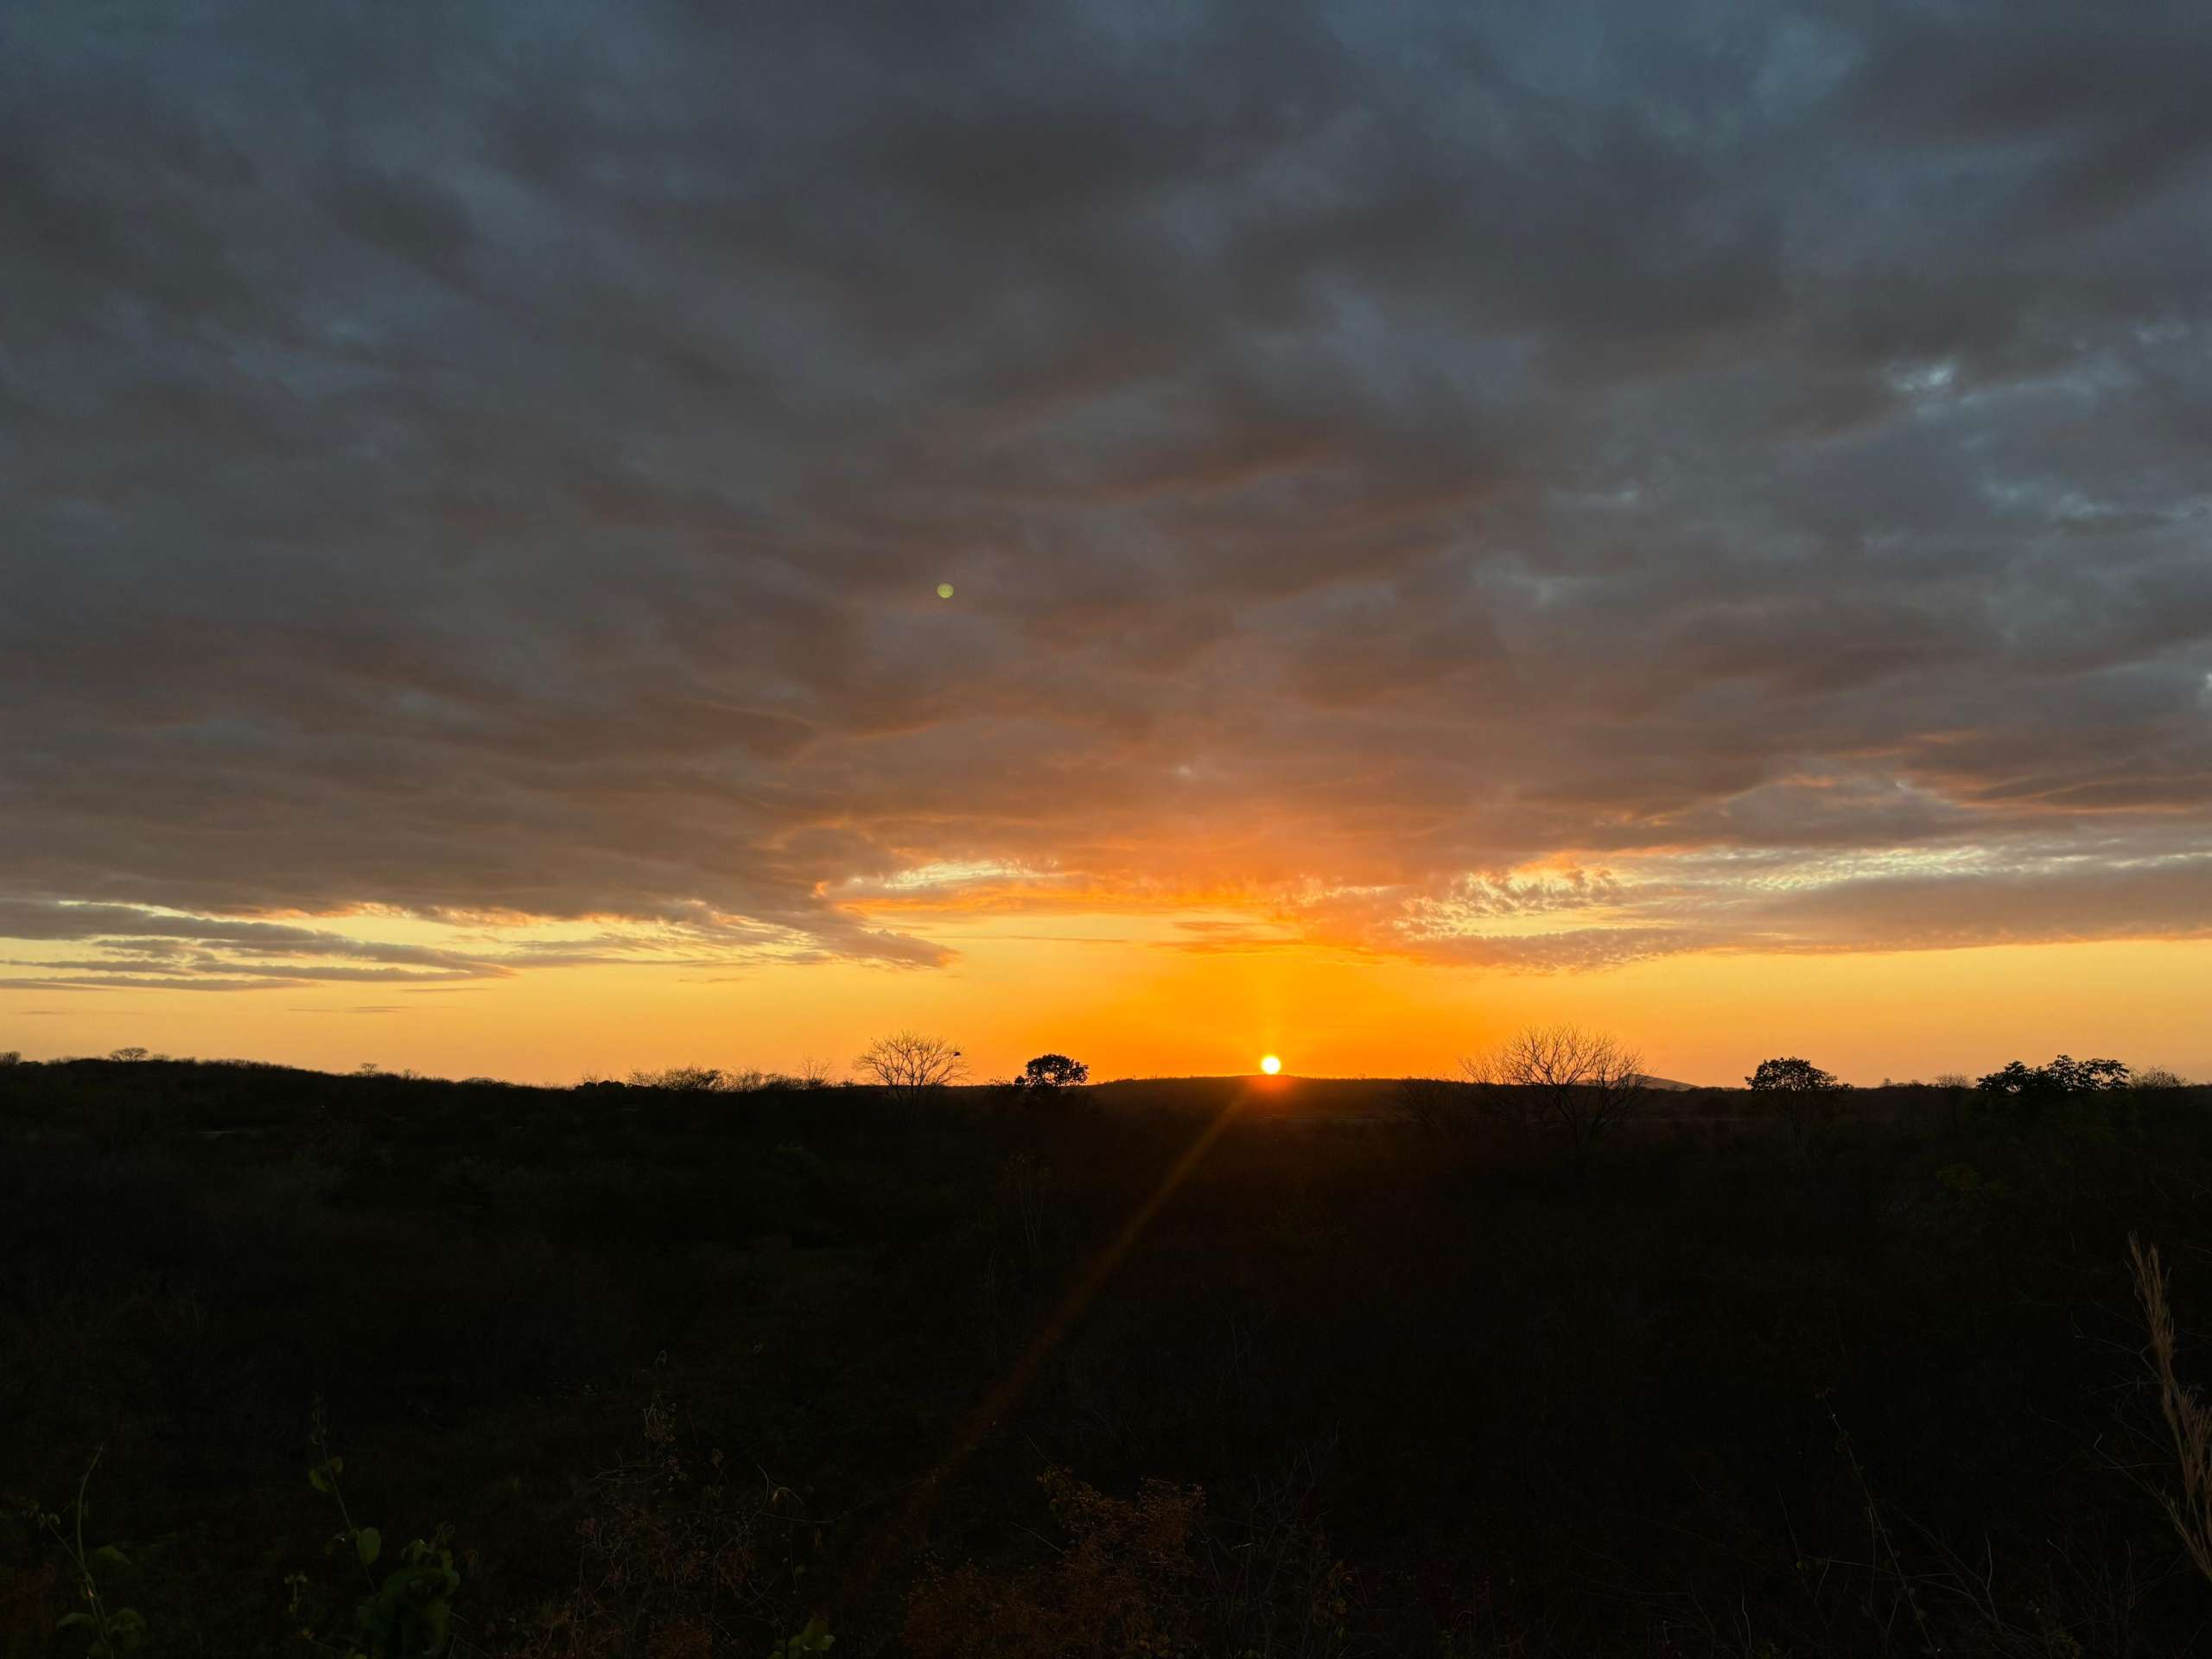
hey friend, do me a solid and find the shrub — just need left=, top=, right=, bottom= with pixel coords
left=904, top=1465, right=1351, bottom=1659
left=626, top=1065, right=740, bottom=1093
left=501, top=1399, right=820, bottom=1658
left=26, top=1449, right=147, bottom=1658
left=289, top=1402, right=463, bottom=1658
left=903, top=1466, right=1205, bottom=1657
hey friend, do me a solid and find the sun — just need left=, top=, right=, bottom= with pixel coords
left=1259, top=1054, right=1282, bottom=1075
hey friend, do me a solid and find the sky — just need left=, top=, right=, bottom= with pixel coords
left=4, top=0, right=2212, bottom=1085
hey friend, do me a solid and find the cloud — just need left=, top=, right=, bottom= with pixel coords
left=2, top=0, right=2209, bottom=985
left=0, top=898, right=931, bottom=992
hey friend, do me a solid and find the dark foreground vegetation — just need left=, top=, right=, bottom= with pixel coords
left=7, top=1055, right=2212, bottom=1656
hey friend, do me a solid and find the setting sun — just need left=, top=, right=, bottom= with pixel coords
left=1259, top=1054, right=1282, bottom=1075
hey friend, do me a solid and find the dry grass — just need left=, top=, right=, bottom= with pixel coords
left=2128, top=1235, right=2212, bottom=1586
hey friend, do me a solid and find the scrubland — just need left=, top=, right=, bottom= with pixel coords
left=5, top=1057, right=2212, bottom=1656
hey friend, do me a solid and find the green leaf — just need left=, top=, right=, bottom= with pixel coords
left=354, top=1527, right=381, bottom=1567
left=109, top=1607, right=147, bottom=1651
left=56, top=1611, right=94, bottom=1630
left=372, top=1564, right=432, bottom=1624
left=776, top=1615, right=834, bottom=1654
left=308, top=1466, right=333, bottom=1495
left=90, top=1545, right=131, bottom=1571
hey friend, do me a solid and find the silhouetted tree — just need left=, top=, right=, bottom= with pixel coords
left=1020, top=1053, right=1089, bottom=1092
left=1974, top=1054, right=2131, bottom=1131
left=1748, top=1056, right=1842, bottom=1093
left=856, top=1031, right=966, bottom=1107
left=1978, top=1055, right=2130, bottom=1098
left=1746, top=1055, right=1849, bottom=1158
left=109, top=1046, right=149, bottom=1063
left=1464, top=1024, right=1646, bottom=1161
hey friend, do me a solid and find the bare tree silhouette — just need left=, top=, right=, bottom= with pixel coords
left=855, top=1030, right=967, bottom=1108
left=1464, top=1024, right=1647, bottom=1161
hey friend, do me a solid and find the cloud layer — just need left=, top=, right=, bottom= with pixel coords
left=5, top=0, right=2211, bottom=988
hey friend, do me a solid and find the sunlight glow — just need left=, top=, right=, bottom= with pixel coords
left=1259, top=1053, right=1282, bottom=1074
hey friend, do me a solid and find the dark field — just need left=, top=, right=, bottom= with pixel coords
left=8, top=1058, right=2212, bottom=1656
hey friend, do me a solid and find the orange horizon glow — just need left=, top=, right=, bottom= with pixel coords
left=5, top=906, right=2211, bottom=1091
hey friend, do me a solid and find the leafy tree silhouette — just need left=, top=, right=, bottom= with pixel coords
left=1747, top=1055, right=1849, bottom=1159
left=1973, top=1053, right=2131, bottom=1131
left=1020, top=1053, right=1090, bottom=1092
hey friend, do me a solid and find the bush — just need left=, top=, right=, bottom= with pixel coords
left=294, top=1406, right=464, bottom=1659
left=26, top=1450, right=148, bottom=1658
left=625, top=1065, right=760, bottom=1094
left=904, top=1465, right=1351, bottom=1659
left=501, top=1399, right=818, bottom=1658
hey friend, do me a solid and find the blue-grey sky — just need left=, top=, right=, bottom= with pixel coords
left=3, top=0, right=2211, bottom=1006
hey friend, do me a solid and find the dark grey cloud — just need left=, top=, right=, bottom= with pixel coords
left=3, top=0, right=2211, bottom=985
